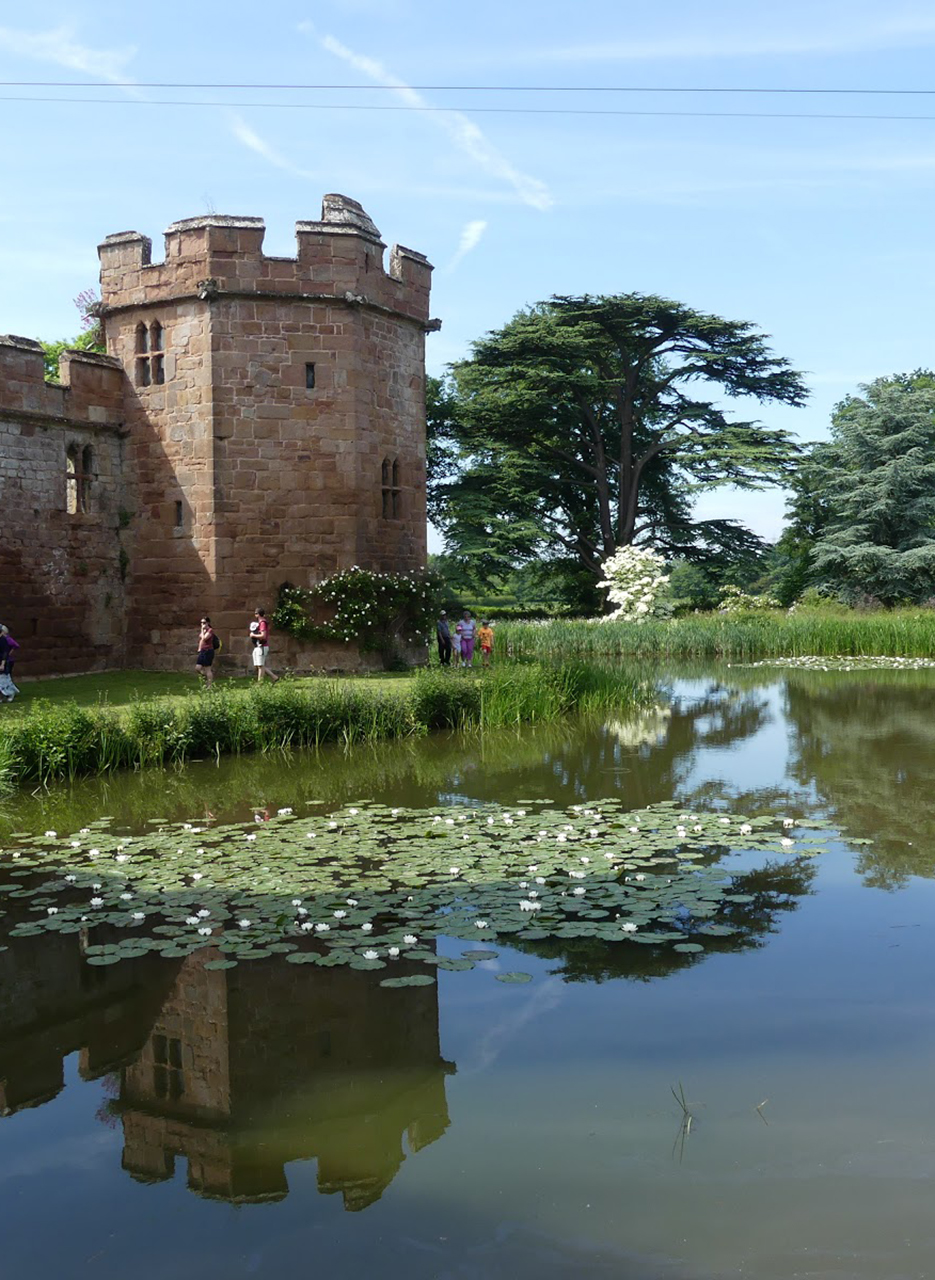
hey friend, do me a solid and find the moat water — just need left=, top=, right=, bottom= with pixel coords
left=4, top=664, right=935, bottom=1279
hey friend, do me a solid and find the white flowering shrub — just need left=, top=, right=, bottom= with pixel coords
left=717, top=584, right=782, bottom=613
left=597, top=546, right=671, bottom=622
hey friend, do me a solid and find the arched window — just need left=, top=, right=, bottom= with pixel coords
left=381, top=456, right=401, bottom=519
left=65, top=444, right=92, bottom=514
left=135, top=318, right=166, bottom=386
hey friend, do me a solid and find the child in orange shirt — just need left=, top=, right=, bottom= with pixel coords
left=477, top=620, right=494, bottom=668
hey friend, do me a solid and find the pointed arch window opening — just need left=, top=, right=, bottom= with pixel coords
left=66, top=443, right=93, bottom=514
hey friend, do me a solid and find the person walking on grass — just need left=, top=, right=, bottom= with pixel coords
left=459, top=610, right=477, bottom=668
left=196, top=616, right=216, bottom=687
left=251, top=608, right=279, bottom=683
left=477, top=619, right=494, bottom=669
left=436, top=610, right=452, bottom=667
left=0, top=624, right=20, bottom=702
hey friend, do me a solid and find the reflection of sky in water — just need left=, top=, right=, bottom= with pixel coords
left=7, top=667, right=935, bottom=1278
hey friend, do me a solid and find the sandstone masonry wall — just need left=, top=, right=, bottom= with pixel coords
left=0, top=338, right=129, bottom=674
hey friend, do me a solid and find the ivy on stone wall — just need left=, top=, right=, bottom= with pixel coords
left=273, top=567, right=440, bottom=658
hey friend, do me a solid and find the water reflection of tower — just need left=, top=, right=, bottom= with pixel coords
left=119, top=951, right=456, bottom=1208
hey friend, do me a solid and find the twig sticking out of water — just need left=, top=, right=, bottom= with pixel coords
left=756, top=1098, right=770, bottom=1126
left=671, top=1081, right=694, bottom=1162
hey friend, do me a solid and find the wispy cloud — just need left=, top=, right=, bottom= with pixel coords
left=446, top=219, right=488, bottom=272
left=503, top=15, right=935, bottom=63
left=229, top=113, right=317, bottom=180
left=0, top=23, right=137, bottom=85
left=312, top=31, right=552, bottom=211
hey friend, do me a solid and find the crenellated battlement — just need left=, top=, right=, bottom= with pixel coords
left=0, top=335, right=124, bottom=426
left=99, top=195, right=434, bottom=327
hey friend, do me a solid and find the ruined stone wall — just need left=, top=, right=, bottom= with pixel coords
left=0, top=337, right=129, bottom=675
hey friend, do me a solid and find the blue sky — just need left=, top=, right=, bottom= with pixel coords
left=3, top=1, right=935, bottom=544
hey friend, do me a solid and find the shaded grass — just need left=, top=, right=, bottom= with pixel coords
left=0, top=663, right=649, bottom=792
left=498, top=611, right=935, bottom=661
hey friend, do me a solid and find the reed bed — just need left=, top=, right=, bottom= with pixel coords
left=498, top=611, right=935, bottom=661
left=0, top=662, right=649, bottom=791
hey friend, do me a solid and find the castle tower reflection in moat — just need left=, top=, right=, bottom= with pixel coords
left=0, top=931, right=455, bottom=1211
left=118, top=951, right=456, bottom=1208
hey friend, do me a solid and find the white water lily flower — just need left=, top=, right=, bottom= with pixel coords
left=487, top=816, right=494, bottom=825
left=80, top=828, right=90, bottom=834
left=115, top=854, right=129, bottom=863
left=739, top=823, right=753, bottom=836
left=676, top=827, right=687, bottom=838
left=569, top=870, right=585, bottom=879
left=120, top=892, right=133, bottom=901
left=475, top=920, right=489, bottom=929
left=238, top=919, right=251, bottom=929
left=328, top=821, right=338, bottom=829
left=132, top=912, right=145, bottom=921
left=315, top=923, right=330, bottom=933
left=620, top=922, right=639, bottom=933
left=44, top=830, right=57, bottom=838
left=278, top=807, right=293, bottom=816
left=90, top=897, right=104, bottom=908
left=572, top=887, right=586, bottom=896
left=517, top=809, right=526, bottom=817
left=300, top=921, right=314, bottom=932
left=449, top=866, right=461, bottom=876
left=245, top=833, right=257, bottom=841
left=403, top=934, right=417, bottom=945
left=361, top=923, right=373, bottom=932
left=556, top=834, right=567, bottom=843
left=719, top=817, right=731, bottom=825
left=529, top=864, right=539, bottom=871
left=781, top=837, right=794, bottom=848
left=306, top=832, right=317, bottom=839
left=292, top=898, right=303, bottom=907
left=253, top=814, right=264, bottom=823
left=296, top=907, right=308, bottom=916
left=580, top=856, right=590, bottom=864
left=92, top=882, right=102, bottom=890
left=198, top=926, right=212, bottom=937
left=47, top=907, right=58, bottom=915
left=628, top=826, right=639, bottom=834
left=519, top=899, right=542, bottom=912
left=197, top=909, right=211, bottom=919
left=64, top=874, right=76, bottom=883
left=388, top=946, right=400, bottom=958
left=693, top=825, right=703, bottom=834
left=89, top=848, right=100, bottom=857
left=333, top=909, right=347, bottom=919
left=348, top=808, right=359, bottom=816
left=192, top=873, right=203, bottom=881
left=70, top=841, right=81, bottom=848
left=186, top=915, right=200, bottom=925
left=391, top=808, right=400, bottom=816
left=635, top=873, right=646, bottom=882
left=783, top=818, right=795, bottom=829
left=445, top=818, right=455, bottom=826
left=535, top=876, right=546, bottom=884
left=347, top=898, right=358, bottom=906
left=363, top=949, right=379, bottom=959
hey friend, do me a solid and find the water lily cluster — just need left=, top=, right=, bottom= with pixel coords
left=272, top=567, right=439, bottom=650
left=597, top=546, right=671, bottom=622
left=0, top=800, right=838, bottom=983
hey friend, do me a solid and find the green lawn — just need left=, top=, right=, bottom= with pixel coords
left=1, top=669, right=414, bottom=718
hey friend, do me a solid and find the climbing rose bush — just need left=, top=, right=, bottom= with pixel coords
left=597, top=546, right=671, bottom=622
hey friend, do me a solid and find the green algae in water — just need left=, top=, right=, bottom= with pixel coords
left=0, top=801, right=843, bottom=981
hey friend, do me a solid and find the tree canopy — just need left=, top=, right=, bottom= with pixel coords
left=429, top=294, right=806, bottom=605
left=807, top=371, right=935, bottom=604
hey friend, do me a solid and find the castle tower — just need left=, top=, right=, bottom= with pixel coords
left=98, top=196, right=435, bottom=667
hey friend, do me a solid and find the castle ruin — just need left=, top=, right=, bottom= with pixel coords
left=0, top=195, right=436, bottom=675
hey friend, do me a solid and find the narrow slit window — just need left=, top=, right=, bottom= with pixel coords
left=80, top=446, right=93, bottom=513
left=381, top=456, right=401, bottom=520
left=305, top=362, right=316, bottom=390
left=174, top=500, right=183, bottom=528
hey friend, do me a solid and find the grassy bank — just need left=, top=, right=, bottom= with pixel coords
left=0, top=662, right=649, bottom=792
left=498, top=611, right=935, bottom=660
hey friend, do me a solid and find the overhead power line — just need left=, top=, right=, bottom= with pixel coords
left=2, top=80, right=935, bottom=95
left=3, top=94, right=935, bottom=122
